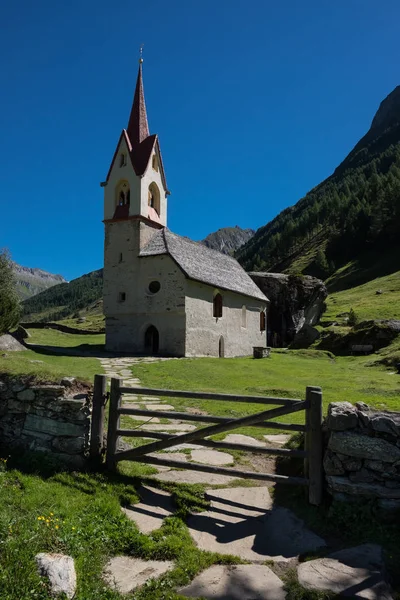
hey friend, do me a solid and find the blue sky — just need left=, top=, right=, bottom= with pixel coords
left=0, top=0, right=399, bottom=280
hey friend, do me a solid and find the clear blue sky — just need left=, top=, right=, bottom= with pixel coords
left=0, top=0, right=399, bottom=280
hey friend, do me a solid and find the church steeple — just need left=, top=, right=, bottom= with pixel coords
left=126, top=61, right=150, bottom=147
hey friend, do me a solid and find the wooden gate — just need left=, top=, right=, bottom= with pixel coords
left=91, top=375, right=323, bottom=505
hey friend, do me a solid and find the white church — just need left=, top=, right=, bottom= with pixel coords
left=101, top=60, right=268, bottom=357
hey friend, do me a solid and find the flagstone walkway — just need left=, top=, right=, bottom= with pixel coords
left=99, top=356, right=395, bottom=599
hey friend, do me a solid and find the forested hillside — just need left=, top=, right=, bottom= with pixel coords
left=21, top=269, right=103, bottom=322
left=236, top=86, right=400, bottom=280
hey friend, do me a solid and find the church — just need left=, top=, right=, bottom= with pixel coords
left=101, top=60, right=268, bottom=357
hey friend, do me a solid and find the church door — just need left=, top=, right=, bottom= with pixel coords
left=219, top=336, right=225, bottom=358
left=145, top=326, right=159, bottom=355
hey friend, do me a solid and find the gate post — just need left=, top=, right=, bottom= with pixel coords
left=90, top=374, right=107, bottom=461
left=306, top=386, right=323, bottom=506
left=106, top=377, right=122, bottom=471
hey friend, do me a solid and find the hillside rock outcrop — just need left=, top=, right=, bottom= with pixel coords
left=250, top=273, right=327, bottom=347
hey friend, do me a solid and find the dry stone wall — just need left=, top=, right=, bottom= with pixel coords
left=0, top=376, right=91, bottom=467
left=324, top=402, right=400, bottom=511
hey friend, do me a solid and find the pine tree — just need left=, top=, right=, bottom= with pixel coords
left=0, top=250, right=20, bottom=334
left=315, top=249, right=329, bottom=275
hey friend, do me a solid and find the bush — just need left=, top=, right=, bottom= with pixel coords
left=348, top=308, right=359, bottom=327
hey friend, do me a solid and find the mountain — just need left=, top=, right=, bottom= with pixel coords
left=13, top=263, right=67, bottom=300
left=201, top=226, right=254, bottom=254
left=22, top=269, right=103, bottom=322
left=236, top=86, right=400, bottom=286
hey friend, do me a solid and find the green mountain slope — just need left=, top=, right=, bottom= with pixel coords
left=21, top=269, right=103, bottom=322
left=236, top=86, right=400, bottom=281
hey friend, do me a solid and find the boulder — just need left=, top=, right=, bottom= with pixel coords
left=249, top=272, right=327, bottom=346
left=13, top=325, right=31, bottom=340
left=328, top=431, right=400, bottom=463
left=327, top=402, right=359, bottom=431
left=0, top=334, right=25, bottom=352
left=326, top=476, right=400, bottom=499
left=35, top=553, right=76, bottom=599
left=61, top=377, right=76, bottom=387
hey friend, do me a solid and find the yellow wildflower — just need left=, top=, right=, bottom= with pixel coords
left=50, top=512, right=54, bottom=516
left=55, top=525, right=59, bottom=530
left=72, top=527, right=76, bottom=530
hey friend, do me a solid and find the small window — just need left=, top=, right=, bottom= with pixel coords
left=119, top=153, right=127, bottom=167
left=241, top=305, right=247, bottom=328
left=152, top=155, right=159, bottom=171
left=260, top=310, right=266, bottom=331
left=118, top=292, right=126, bottom=302
left=148, top=281, right=161, bottom=294
left=213, top=293, right=223, bottom=318
left=118, top=253, right=123, bottom=263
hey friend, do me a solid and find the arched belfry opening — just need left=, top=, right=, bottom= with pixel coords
left=219, top=336, right=225, bottom=358
left=148, top=182, right=161, bottom=216
left=144, top=325, right=159, bottom=355
left=116, top=181, right=130, bottom=206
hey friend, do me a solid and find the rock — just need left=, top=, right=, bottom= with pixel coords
left=51, top=436, right=86, bottom=455
left=190, top=449, right=234, bottom=466
left=326, top=476, right=400, bottom=499
left=23, top=415, right=85, bottom=437
left=14, top=325, right=31, bottom=340
left=0, top=334, right=25, bottom=352
left=264, top=434, right=291, bottom=446
left=327, top=402, right=359, bottom=431
left=154, top=470, right=236, bottom=485
left=328, top=431, right=400, bottom=463
left=323, top=450, right=345, bottom=475
left=222, top=434, right=265, bottom=447
left=342, top=457, right=363, bottom=471
left=364, top=459, right=394, bottom=473
left=297, top=544, right=393, bottom=599
left=145, top=404, right=175, bottom=411
left=16, top=389, right=35, bottom=402
left=356, top=402, right=370, bottom=411
left=291, top=324, right=320, bottom=349
left=349, top=468, right=376, bottom=483
left=187, top=487, right=325, bottom=562
left=103, top=556, right=173, bottom=594
left=122, top=485, right=174, bottom=533
left=179, top=564, right=286, bottom=599
left=370, top=412, right=400, bottom=436
left=249, top=272, right=327, bottom=346
left=35, top=553, right=77, bottom=599
left=61, top=377, right=76, bottom=387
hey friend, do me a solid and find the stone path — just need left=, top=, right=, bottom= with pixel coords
left=99, top=357, right=394, bottom=599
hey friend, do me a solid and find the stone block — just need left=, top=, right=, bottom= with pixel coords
left=17, top=389, right=35, bottom=402
left=328, top=431, right=400, bottom=463
left=51, top=436, right=86, bottom=455
left=24, top=414, right=86, bottom=437
left=323, top=450, right=345, bottom=475
left=35, top=553, right=76, bottom=599
left=349, top=468, right=376, bottom=483
left=61, top=377, right=76, bottom=387
left=327, top=402, right=359, bottom=431
left=342, top=458, right=363, bottom=471
left=370, top=413, right=400, bottom=436
left=326, top=476, right=400, bottom=499
left=32, top=385, right=65, bottom=398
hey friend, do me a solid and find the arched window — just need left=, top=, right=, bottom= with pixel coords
left=119, top=153, right=127, bottom=167
left=219, top=336, right=225, bottom=358
left=116, top=181, right=130, bottom=207
left=213, top=293, right=223, bottom=318
left=152, top=155, right=159, bottom=171
left=241, top=305, right=247, bottom=328
left=260, top=310, right=266, bottom=332
left=148, top=182, right=161, bottom=216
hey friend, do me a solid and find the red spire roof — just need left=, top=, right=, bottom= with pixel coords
left=127, top=62, right=150, bottom=147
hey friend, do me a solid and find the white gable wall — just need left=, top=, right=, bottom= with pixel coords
left=104, top=136, right=141, bottom=220
left=185, top=279, right=267, bottom=358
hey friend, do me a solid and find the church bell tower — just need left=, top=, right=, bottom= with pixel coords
left=102, top=58, right=169, bottom=340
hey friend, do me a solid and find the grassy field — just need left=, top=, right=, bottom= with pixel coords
left=323, top=269, right=400, bottom=324
left=0, top=329, right=105, bottom=383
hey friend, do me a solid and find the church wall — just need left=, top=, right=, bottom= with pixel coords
left=104, top=232, right=186, bottom=355
left=185, top=280, right=267, bottom=358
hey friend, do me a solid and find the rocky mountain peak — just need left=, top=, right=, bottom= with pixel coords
left=12, top=262, right=67, bottom=300
left=201, top=226, right=255, bottom=255
left=370, top=85, right=400, bottom=132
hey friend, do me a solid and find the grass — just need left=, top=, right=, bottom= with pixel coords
left=0, top=329, right=105, bottom=384
left=323, top=269, right=400, bottom=324
left=0, top=454, right=240, bottom=600
left=131, top=352, right=400, bottom=440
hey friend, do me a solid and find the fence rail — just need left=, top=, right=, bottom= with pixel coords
left=91, top=375, right=323, bottom=505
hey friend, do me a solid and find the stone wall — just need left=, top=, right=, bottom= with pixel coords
left=0, top=376, right=91, bottom=467
left=324, top=402, right=400, bottom=511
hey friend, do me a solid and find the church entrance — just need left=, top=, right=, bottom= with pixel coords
left=219, top=336, right=225, bottom=358
left=144, top=326, right=159, bottom=355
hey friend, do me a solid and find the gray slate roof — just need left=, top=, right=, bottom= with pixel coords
left=140, top=228, right=268, bottom=302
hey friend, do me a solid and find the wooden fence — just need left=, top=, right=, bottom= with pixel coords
left=90, top=375, right=323, bottom=505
